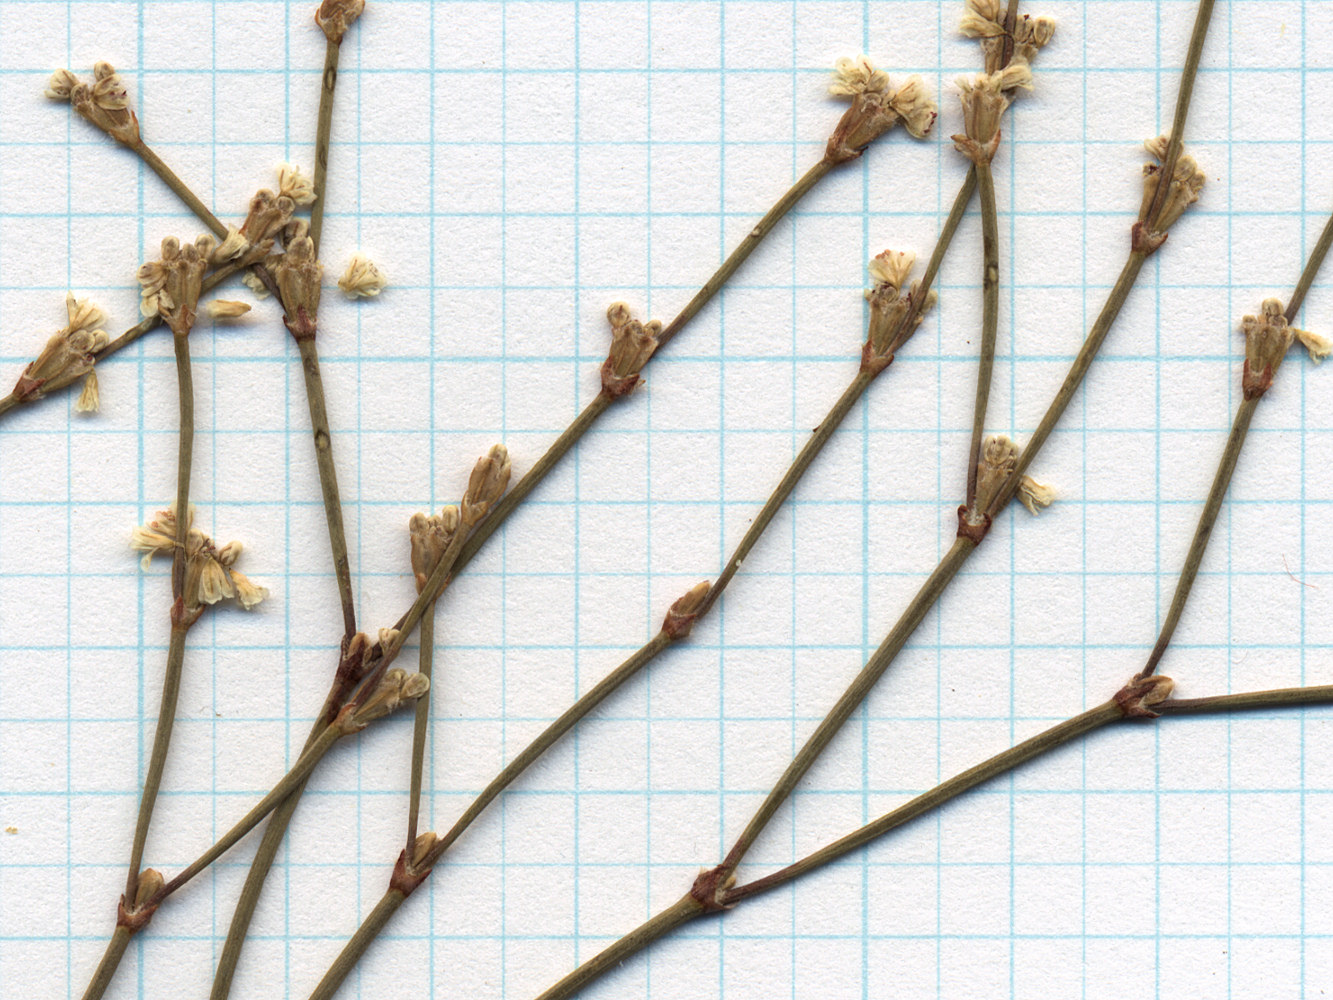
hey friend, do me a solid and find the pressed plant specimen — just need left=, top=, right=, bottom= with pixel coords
left=0, top=1, right=1330, bottom=998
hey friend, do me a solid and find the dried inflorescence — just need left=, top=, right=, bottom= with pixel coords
left=47, top=62, right=140, bottom=145
left=959, top=0, right=1055, bottom=73
left=953, top=3, right=1054, bottom=163
left=278, top=163, right=317, bottom=207
left=461, top=444, right=513, bottom=527
left=273, top=236, right=323, bottom=339
left=861, top=249, right=938, bottom=374
left=138, top=236, right=213, bottom=336
left=339, top=667, right=431, bottom=733
left=825, top=56, right=936, bottom=164
left=131, top=505, right=268, bottom=615
left=958, top=435, right=1055, bottom=540
left=1134, top=135, right=1207, bottom=253
left=408, top=505, right=461, bottom=591
left=12, top=293, right=110, bottom=406
left=1239, top=298, right=1330, bottom=399
left=600, top=302, right=661, bottom=397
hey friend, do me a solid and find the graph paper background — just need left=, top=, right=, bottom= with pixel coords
left=0, top=0, right=1331, bottom=997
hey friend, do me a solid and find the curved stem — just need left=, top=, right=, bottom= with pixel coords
left=965, top=158, right=1000, bottom=507
left=310, top=38, right=341, bottom=255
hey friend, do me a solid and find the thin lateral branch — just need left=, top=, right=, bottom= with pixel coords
left=405, top=602, right=435, bottom=853
left=657, top=157, right=834, bottom=349
left=1139, top=397, right=1256, bottom=677
left=712, top=537, right=974, bottom=883
left=1143, top=0, right=1214, bottom=230
left=528, top=894, right=705, bottom=1000
left=965, top=158, right=1001, bottom=507
left=79, top=927, right=132, bottom=1000
left=295, top=336, right=357, bottom=638
left=129, top=137, right=228, bottom=239
left=1285, top=202, right=1333, bottom=321
left=310, top=37, right=341, bottom=255
left=157, top=722, right=344, bottom=901
left=307, top=890, right=409, bottom=1000
left=728, top=683, right=1333, bottom=904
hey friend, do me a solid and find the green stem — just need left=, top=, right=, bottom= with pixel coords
left=129, top=137, right=227, bottom=239
left=79, top=926, right=132, bottom=1000
left=158, top=722, right=343, bottom=900
left=530, top=894, right=705, bottom=1000
left=296, top=337, right=356, bottom=638
left=1158, top=685, right=1333, bottom=714
left=714, top=536, right=975, bottom=882
left=657, top=158, right=834, bottom=350
left=1284, top=198, right=1333, bottom=323
left=310, top=38, right=341, bottom=255
left=1140, top=397, right=1256, bottom=678
left=965, top=158, right=1000, bottom=507
left=405, top=602, right=434, bottom=853
left=306, top=890, right=407, bottom=1000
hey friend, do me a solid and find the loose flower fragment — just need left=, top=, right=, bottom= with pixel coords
left=205, top=300, right=252, bottom=320
left=75, top=370, right=100, bottom=413
left=337, top=254, right=388, bottom=298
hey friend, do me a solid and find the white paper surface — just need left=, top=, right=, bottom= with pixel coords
left=0, top=1, right=1331, bottom=998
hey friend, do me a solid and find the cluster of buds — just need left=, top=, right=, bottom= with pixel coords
left=825, top=56, right=936, bottom=164
left=12, top=293, right=110, bottom=408
left=1240, top=298, right=1330, bottom=399
left=408, top=505, right=461, bottom=591
left=327, top=627, right=402, bottom=719
left=601, top=303, right=660, bottom=397
left=316, top=0, right=366, bottom=44
left=1134, top=135, right=1207, bottom=254
left=958, top=435, right=1055, bottom=542
left=240, top=189, right=298, bottom=245
left=461, top=444, right=513, bottom=527
left=338, top=667, right=430, bottom=734
left=861, top=250, right=938, bottom=374
left=137, top=235, right=213, bottom=336
left=46, top=63, right=139, bottom=145
left=338, top=254, right=389, bottom=298
left=959, top=0, right=1055, bottom=74
left=131, top=505, right=268, bottom=619
left=273, top=236, right=323, bottom=340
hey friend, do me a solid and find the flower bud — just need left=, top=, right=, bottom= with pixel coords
left=273, top=236, right=323, bottom=340
left=316, top=0, right=365, bottom=43
left=662, top=580, right=711, bottom=639
left=600, top=303, right=660, bottom=397
left=461, top=445, right=512, bottom=527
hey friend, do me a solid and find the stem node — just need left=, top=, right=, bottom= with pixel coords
left=955, top=505, right=991, bottom=545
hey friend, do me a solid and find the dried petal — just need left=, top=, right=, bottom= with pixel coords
left=277, top=163, right=316, bottom=206
left=337, top=254, right=388, bottom=299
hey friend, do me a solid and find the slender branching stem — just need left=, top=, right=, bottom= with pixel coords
left=307, top=890, right=409, bottom=1000
left=405, top=603, right=435, bottom=852
left=1143, top=0, right=1214, bottom=228
left=529, top=894, right=706, bottom=1000
left=728, top=683, right=1333, bottom=904
left=1286, top=203, right=1333, bottom=321
left=714, top=536, right=975, bottom=882
left=1139, top=397, right=1256, bottom=678
left=310, top=38, right=341, bottom=256
left=157, top=722, right=344, bottom=901
left=965, top=158, right=1000, bottom=506
left=657, top=157, right=834, bottom=349
left=128, top=137, right=227, bottom=239
left=79, top=927, right=132, bottom=1000
left=296, top=337, right=357, bottom=638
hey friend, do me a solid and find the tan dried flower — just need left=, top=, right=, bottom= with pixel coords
left=11, top=293, right=111, bottom=403
left=273, top=236, right=323, bottom=339
left=242, top=270, right=271, bottom=299
left=130, top=503, right=190, bottom=569
left=1017, top=475, right=1056, bottom=514
left=862, top=251, right=937, bottom=372
left=316, top=0, right=366, bottom=44
left=212, top=226, right=249, bottom=264
left=409, top=505, right=461, bottom=591
left=1134, top=137, right=1206, bottom=253
left=337, top=254, right=388, bottom=298
left=461, top=445, right=512, bottom=527
left=825, top=57, right=936, bottom=162
left=959, top=0, right=1005, bottom=39
left=952, top=72, right=1010, bottom=164
left=205, top=300, right=252, bottom=320
left=74, top=370, right=100, bottom=413
left=601, top=302, right=661, bottom=397
left=133, top=506, right=268, bottom=613
left=343, top=668, right=431, bottom=732
left=44, top=68, right=79, bottom=101
left=239, top=189, right=295, bottom=243
left=277, top=163, right=317, bottom=206
left=68, top=62, right=139, bottom=145
left=137, top=236, right=211, bottom=335
left=1240, top=297, right=1329, bottom=399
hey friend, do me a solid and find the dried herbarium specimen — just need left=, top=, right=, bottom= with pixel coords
left=0, top=2, right=1330, bottom=999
